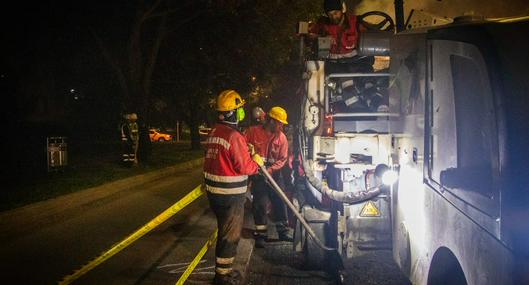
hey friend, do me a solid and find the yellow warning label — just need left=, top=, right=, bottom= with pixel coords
left=360, top=201, right=381, bottom=217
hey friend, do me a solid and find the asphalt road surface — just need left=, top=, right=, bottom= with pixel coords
left=0, top=165, right=412, bottom=285
left=247, top=233, right=411, bottom=285
left=0, top=166, right=219, bottom=284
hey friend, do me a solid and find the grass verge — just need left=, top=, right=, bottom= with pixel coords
left=1, top=142, right=203, bottom=212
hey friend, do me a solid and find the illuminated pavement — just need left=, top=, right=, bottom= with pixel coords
left=246, top=223, right=410, bottom=285
left=248, top=243, right=410, bottom=285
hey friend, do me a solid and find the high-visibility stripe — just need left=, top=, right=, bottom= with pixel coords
left=206, top=136, right=231, bottom=150
left=255, top=224, right=267, bottom=231
left=204, top=172, right=249, bottom=194
left=205, top=178, right=248, bottom=189
left=216, top=256, right=235, bottom=265
left=216, top=263, right=232, bottom=269
left=205, top=185, right=247, bottom=195
left=204, top=172, right=248, bottom=183
left=216, top=267, right=233, bottom=275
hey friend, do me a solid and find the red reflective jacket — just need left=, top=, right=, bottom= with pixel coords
left=244, top=125, right=288, bottom=174
left=203, top=123, right=258, bottom=195
left=309, top=14, right=360, bottom=55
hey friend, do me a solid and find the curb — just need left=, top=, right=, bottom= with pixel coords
left=236, top=205, right=256, bottom=284
left=0, top=157, right=204, bottom=241
left=235, top=235, right=255, bottom=285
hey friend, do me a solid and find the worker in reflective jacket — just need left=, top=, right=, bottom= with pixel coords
left=245, top=106, right=291, bottom=248
left=204, top=89, right=263, bottom=285
left=120, top=113, right=139, bottom=166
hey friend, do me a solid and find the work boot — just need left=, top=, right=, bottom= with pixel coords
left=277, top=229, right=293, bottom=242
left=255, top=235, right=266, bottom=248
left=213, top=270, right=242, bottom=285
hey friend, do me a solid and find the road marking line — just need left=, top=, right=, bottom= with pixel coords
left=171, top=265, right=215, bottom=274
left=158, top=260, right=207, bottom=269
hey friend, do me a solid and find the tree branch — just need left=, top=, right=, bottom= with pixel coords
left=89, top=27, right=129, bottom=100
left=141, top=0, right=165, bottom=22
left=143, top=12, right=168, bottom=99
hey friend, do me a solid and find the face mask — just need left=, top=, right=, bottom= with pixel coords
left=236, top=107, right=246, bottom=122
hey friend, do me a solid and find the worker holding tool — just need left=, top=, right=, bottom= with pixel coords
left=245, top=106, right=292, bottom=248
left=203, top=89, right=264, bottom=285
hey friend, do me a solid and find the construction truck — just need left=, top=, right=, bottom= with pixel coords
left=293, top=3, right=529, bottom=284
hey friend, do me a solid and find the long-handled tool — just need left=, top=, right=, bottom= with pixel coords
left=258, top=165, right=346, bottom=282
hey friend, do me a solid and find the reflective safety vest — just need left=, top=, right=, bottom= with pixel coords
left=244, top=125, right=288, bottom=174
left=121, top=122, right=139, bottom=143
left=203, top=123, right=259, bottom=195
left=128, top=122, right=139, bottom=142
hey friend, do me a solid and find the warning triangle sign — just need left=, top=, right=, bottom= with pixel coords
left=360, top=201, right=381, bottom=217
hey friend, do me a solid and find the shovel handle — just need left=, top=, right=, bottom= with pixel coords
left=258, top=165, right=335, bottom=252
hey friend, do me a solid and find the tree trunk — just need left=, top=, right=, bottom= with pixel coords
left=187, top=118, right=202, bottom=150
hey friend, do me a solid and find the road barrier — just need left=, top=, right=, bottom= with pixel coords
left=59, top=184, right=205, bottom=284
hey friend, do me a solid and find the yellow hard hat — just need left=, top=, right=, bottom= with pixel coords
left=217, top=90, right=245, bottom=111
left=268, top=106, right=288, bottom=124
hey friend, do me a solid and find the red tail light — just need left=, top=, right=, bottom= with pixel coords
left=323, top=114, right=334, bottom=136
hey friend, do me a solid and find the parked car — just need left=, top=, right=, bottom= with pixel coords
left=149, top=129, right=172, bottom=142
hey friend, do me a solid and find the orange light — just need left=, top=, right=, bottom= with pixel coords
left=323, top=114, right=334, bottom=136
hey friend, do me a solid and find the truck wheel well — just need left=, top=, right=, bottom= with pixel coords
left=427, top=247, right=467, bottom=285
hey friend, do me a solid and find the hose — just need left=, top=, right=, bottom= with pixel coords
left=301, top=159, right=381, bottom=204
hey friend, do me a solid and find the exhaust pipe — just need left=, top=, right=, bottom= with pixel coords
left=394, top=0, right=405, bottom=32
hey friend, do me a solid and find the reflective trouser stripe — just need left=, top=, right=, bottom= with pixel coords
left=255, top=224, right=267, bottom=238
left=215, top=267, right=233, bottom=275
left=255, top=224, right=267, bottom=231
left=215, top=255, right=234, bottom=275
left=122, top=154, right=135, bottom=162
left=216, top=257, right=235, bottom=264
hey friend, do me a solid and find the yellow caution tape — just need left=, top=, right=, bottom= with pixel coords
left=175, top=229, right=218, bottom=285
left=59, top=184, right=205, bottom=285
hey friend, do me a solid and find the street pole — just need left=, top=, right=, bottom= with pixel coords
left=176, top=121, right=180, bottom=142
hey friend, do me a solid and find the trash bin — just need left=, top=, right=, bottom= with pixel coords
left=47, top=137, right=68, bottom=171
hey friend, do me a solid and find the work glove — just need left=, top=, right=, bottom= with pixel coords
left=247, top=143, right=256, bottom=156
left=252, top=153, right=264, bottom=167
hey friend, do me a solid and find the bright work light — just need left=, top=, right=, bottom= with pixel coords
left=382, top=170, right=398, bottom=186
